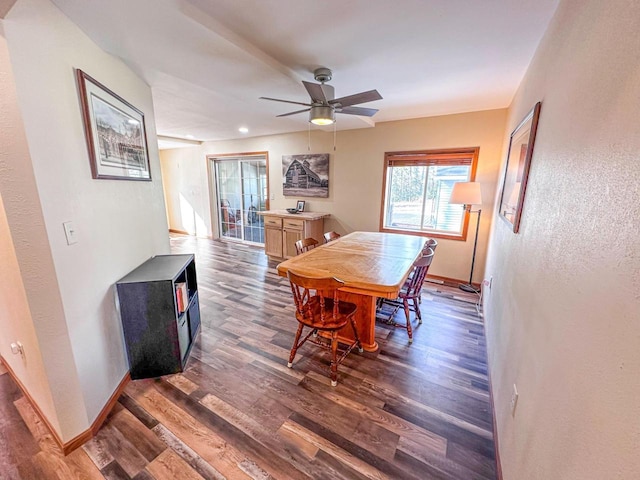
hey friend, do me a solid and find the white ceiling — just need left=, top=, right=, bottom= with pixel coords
left=52, top=0, right=558, bottom=143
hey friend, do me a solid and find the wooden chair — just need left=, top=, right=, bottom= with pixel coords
left=295, top=237, right=319, bottom=255
left=425, top=238, right=438, bottom=252
left=417, top=238, right=437, bottom=302
left=323, top=231, right=341, bottom=243
left=379, top=248, right=435, bottom=343
left=286, top=270, right=362, bottom=386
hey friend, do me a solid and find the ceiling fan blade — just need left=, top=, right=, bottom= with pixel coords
left=276, top=108, right=310, bottom=117
left=302, top=81, right=327, bottom=103
left=330, top=89, right=382, bottom=107
left=337, top=106, right=379, bottom=117
left=321, top=84, right=335, bottom=101
left=260, top=97, right=312, bottom=107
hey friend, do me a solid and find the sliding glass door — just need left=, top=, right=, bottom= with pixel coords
left=212, top=155, right=268, bottom=245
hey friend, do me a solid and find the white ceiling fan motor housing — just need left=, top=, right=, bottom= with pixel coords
left=314, top=67, right=333, bottom=83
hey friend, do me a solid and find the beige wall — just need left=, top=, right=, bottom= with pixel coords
left=483, top=0, right=640, bottom=478
left=160, top=109, right=507, bottom=283
left=1, top=0, right=170, bottom=441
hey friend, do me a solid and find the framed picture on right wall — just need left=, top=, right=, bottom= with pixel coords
left=498, top=101, right=542, bottom=233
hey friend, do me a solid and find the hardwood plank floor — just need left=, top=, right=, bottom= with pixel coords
left=0, top=233, right=496, bottom=479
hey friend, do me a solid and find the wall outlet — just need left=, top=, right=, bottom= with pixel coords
left=10, top=342, right=25, bottom=359
left=510, top=384, right=519, bottom=416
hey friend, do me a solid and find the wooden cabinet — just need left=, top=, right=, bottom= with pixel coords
left=283, top=227, right=303, bottom=258
left=281, top=217, right=306, bottom=258
left=260, top=211, right=329, bottom=260
left=264, top=216, right=283, bottom=257
left=116, top=254, right=200, bottom=380
left=265, top=225, right=283, bottom=258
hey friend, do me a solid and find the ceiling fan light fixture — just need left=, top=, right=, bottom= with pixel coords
left=309, top=105, right=335, bottom=125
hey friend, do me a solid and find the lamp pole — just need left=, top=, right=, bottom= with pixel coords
left=460, top=206, right=481, bottom=293
left=448, top=181, right=482, bottom=294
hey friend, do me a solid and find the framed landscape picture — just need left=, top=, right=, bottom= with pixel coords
left=498, top=102, right=541, bottom=233
left=76, top=69, right=151, bottom=181
left=282, top=153, right=329, bottom=197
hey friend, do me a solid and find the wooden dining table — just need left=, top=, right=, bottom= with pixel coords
left=276, top=231, right=427, bottom=352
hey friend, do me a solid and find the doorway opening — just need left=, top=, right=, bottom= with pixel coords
left=210, top=153, right=269, bottom=245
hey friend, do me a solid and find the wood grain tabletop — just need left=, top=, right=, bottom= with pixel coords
left=277, top=231, right=426, bottom=298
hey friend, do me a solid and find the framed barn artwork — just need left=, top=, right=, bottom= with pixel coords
left=282, top=154, right=329, bottom=198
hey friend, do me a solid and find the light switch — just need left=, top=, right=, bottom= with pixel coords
left=63, top=221, right=78, bottom=245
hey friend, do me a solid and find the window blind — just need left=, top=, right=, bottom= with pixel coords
left=385, top=149, right=476, bottom=167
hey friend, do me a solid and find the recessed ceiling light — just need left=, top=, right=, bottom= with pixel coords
left=185, top=134, right=195, bottom=139
left=238, top=127, right=249, bottom=134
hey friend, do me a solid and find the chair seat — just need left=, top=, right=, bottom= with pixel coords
left=295, top=297, right=357, bottom=330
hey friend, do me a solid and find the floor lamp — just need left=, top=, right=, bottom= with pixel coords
left=449, top=182, right=482, bottom=293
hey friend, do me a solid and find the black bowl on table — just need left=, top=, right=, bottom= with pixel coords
left=286, top=208, right=299, bottom=214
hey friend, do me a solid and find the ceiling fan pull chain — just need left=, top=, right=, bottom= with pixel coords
left=308, top=122, right=311, bottom=151
left=333, top=120, right=337, bottom=151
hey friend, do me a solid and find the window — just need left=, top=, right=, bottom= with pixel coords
left=380, top=148, right=479, bottom=240
left=210, top=153, right=269, bottom=245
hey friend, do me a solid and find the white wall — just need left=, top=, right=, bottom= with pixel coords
left=483, top=0, right=640, bottom=478
left=2, top=0, right=169, bottom=441
left=160, top=109, right=507, bottom=283
left=0, top=22, right=68, bottom=436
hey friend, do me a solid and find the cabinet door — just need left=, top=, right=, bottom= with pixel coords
left=283, top=228, right=303, bottom=258
left=177, top=313, right=190, bottom=361
left=188, top=291, right=200, bottom=340
left=265, top=227, right=283, bottom=258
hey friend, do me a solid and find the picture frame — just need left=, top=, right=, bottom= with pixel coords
left=282, top=153, right=329, bottom=198
left=76, top=69, right=151, bottom=181
left=296, top=200, right=306, bottom=212
left=498, top=101, right=541, bottom=233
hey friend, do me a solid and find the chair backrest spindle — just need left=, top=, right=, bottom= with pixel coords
left=287, top=270, right=344, bottom=326
left=295, top=237, right=319, bottom=255
left=405, top=247, right=435, bottom=297
left=323, top=231, right=341, bottom=243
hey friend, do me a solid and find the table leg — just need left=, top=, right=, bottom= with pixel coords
left=336, top=291, right=378, bottom=352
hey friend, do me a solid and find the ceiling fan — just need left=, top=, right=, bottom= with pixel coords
left=260, top=68, right=382, bottom=125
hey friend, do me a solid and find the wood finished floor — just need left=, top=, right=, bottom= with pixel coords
left=0, top=234, right=496, bottom=479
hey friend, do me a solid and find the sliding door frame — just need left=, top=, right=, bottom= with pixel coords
left=206, top=151, right=270, bottom=242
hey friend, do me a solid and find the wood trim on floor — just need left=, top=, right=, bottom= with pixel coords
left=0, top=356, right=130, bottom=455
left=425, top=273, right=481, bottom=289
left=169, top=229, right=215, bottom=240
left=482, top=316, right=504, bottom=480
left=61, top=371, right=131, bottom=455
left=0, top=356, right=65, bottom=451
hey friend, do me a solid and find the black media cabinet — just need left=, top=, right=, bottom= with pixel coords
left=116, top=254, right=200, bottom=379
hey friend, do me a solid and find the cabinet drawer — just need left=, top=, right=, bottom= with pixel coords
left=283, top=218, right=304, bottom=231
left=264, top=216, right=282, bottom=228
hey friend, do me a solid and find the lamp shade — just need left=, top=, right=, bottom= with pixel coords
left=309, top=105, right=335, bottom=125
left=449, top=182, right=482, bottom=205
